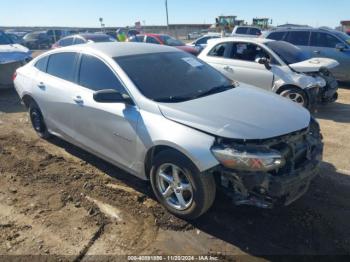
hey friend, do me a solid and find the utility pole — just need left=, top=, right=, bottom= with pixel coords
left=165, top=0, right=169, bottom=32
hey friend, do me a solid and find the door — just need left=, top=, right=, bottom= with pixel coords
left=72, top=53, right=140, bottom=170
left=35, top=52, right=80, bottom=139
left=205, top=42, right=274, bottom=90
left=309, top=31, right=350, bottom=81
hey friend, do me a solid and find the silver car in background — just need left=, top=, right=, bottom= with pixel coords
left=14, top=43, right=323, bottom=219
left=264, top=27, right=350, bottom=82
left=199, top=37, right=339, bottom=108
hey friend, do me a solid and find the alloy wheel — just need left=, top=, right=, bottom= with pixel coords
left=156, top=163, right=194, bottom=211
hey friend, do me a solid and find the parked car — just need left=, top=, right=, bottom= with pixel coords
left=52, top=33, right=116, bottom=48
left=264, top=27, right=350, bottom=82
left=187, top=31, right=202, bottom=40
left=129, top=34, right=199, bottom=55
left=0, top=31, right=32, bottom=87
left=14, top=42, right=323, bottom=219
left=232, top=26, right=262, bottom=37
left=187, top=34, right=221, bottom=52
left=23, top=31, right=51, bottom=50
left=6, top=33, right=25, bottom=45
left=199, top=37, right=339, bottom=108
left=46, top=29, right=71, bottom=43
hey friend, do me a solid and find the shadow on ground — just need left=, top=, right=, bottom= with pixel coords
left=0, top=88, right=25, bottom=114
left=48, top=136, right=350, bottom=257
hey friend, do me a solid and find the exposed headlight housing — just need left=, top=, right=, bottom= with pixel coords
left=307, top=77, right=326, bottom=89
left=211, top=144, right=285, bottom=172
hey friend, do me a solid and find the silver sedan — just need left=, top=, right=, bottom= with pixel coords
left=14, top=43, right=322, bottom=219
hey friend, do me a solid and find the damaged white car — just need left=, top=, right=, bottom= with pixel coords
left=0, top=31, right=32, bottom=88
left=199, top=38, right=339, bottom=109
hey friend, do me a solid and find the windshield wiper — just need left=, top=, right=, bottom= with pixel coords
left=155, top=96, right=193, bottom=103
left=194, top=84, right=235, bottom=99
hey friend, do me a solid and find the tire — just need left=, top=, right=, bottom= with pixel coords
left=278, top=86, right=309, bottom=108
left=28, top=102, right=51, bottom=139
left=150, top=150, right=216, bottom=220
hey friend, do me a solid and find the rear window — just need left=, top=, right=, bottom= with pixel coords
left=266, top=31, right=286, bottom=41
left=47, top=52, right=77, bottom=82
left=235, top=27, right=249, bottom=34
left=35, top=56, right=49, bottom=72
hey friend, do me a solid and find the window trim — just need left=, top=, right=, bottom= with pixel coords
left=285, top=30, right=311, bottom=46
left=45, top=51, right=80, bottom=83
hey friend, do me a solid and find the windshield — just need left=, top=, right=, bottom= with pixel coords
left=23, top=33, right=41, bottom=40
left=265, top=41, right=310, bottom=65
left=115, top=52, right=233, bottom=103
left=87, top=35, right=116, bottom=43
left=159, top=35, right=185, bottom=46
left=334, top=31, right=350, bottom=45
left=0, top=32, right=13, bottom=45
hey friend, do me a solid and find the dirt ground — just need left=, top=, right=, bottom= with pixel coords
left=0, top=82, right=350, bottom=261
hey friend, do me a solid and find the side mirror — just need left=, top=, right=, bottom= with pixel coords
left=336, top=43, right=346, bottom=51
left=93, top=89, right=133, bottom=104
left=257, top=57, right=272, bottom=70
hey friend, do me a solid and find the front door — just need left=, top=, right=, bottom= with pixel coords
left=71, top=53, right=139, bottom=171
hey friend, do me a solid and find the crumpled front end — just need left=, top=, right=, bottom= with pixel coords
left=211, top=119, right=323, bottom=208
left=305, top=68, right=339, bottom=104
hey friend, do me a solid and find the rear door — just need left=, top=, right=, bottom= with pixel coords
left=38, top=52, right=80, bottom=139
left=284, top=30, right=312, bottom=55
left=71, top=53, right=140, bottom=170
left=309, top=31, right=350, bottom=80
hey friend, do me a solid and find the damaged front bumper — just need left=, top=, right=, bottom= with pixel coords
left=213, top=122, right=323, bottom=209
left=307, top=69, right=339, bottom=104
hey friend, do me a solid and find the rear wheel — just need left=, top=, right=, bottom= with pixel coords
left=150, top=150, right=216, bottom=220
left=29, top=102, right=51, bottom=139
left=279, top=87, right=309, bottom=108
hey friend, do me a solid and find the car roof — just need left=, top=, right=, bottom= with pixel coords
left=269, top=26, right=337, bottom=33
left=53, top=42, right=181, bottom=58
left=208, top=37, right=274, bottom=45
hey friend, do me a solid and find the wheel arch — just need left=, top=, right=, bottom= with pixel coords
left=143, top=142, right=217, bottom=179
left=22, top=94, right=37, bottom=108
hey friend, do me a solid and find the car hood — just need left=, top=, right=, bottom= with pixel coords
left=289, top=58, right=339, bottom=73
left=0, top=44, right=31, bottom=65
left=158, top=86, right=310, bottom=140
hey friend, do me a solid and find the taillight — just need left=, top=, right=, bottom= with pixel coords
left=13, top=71, right=17, bottom=81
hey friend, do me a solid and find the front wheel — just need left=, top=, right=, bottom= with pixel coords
left=29, top=102, right=51, bottom=139
left=150, top=150, right=216, bottom=220
left=279, top=87, right=309, bottom=108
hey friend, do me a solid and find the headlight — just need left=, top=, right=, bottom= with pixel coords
left=211, top=144, right=285, bottom=172
left=307, top=78, right=326, bottom=88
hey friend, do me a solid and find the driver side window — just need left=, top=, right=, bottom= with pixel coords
left=78, top=54, right=126, bottom=94
left=228, top=43, right=271, bottom=63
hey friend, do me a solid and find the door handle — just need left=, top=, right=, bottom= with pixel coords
left=314, top=50, right=321, bottom=55
left=38, top=82, right=46, bottom=89
left=73, top=96, right=84, bottom=105
left=223, top=66, right=234, bottom=72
